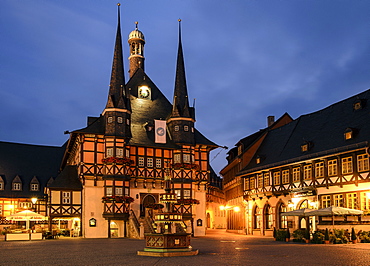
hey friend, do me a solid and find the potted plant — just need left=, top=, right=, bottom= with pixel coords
left=286, top=228, right=290, bottom=242
left=351, top=228, right=357, bottom=244
left=324, top=228, right=330, bottom=244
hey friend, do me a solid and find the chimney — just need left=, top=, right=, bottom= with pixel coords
left=267, top=116, right=275, bottom=127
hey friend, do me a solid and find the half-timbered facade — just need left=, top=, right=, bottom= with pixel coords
left=227, top=89, right=370, bottom=236
left=56, top=8, right=217, bottom=238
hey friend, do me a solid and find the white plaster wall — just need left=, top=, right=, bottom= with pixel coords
left=83, top=180, right=106, bottom=238
left=193, top=190, right=206, bottom=236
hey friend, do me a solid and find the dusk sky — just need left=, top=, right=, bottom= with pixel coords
left=1, top=1, right=369, bottom=174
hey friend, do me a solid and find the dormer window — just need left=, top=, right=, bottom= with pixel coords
left=256, top=155, right=264, bottom=164
left=12, top=176, right=22, bottom=191
left=344, top=128, right=356, bottom=140
left=353, top=99, right=365, bottom=111
left=13, top=183, right=21, bottom=191
left=30, top=176, right=40, bottom=191
left=301, top=141, right=312, bottom=152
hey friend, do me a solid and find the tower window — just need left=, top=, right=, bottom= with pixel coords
left=117, top=117, right=123, bottom=123
left=126, top=119, right=130, bottom=125
left=184, top=126, right=189, bottom=131
left=108, top=117, right=113, bottom=123
left=174, top=126, right=179, bottom=132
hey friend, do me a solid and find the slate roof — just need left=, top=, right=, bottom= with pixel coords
left=238, top=89, right=370, bottom=175
left=0, top=141, right=65, bottom=198
left=48, top=165, right=82, bottom=190
left=72, top=68, right=217, bottom=149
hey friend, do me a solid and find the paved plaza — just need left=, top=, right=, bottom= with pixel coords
left=1, top=230, right=370, bottom=266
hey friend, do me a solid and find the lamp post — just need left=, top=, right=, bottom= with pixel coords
left=31, top=197, right=38, bottom=212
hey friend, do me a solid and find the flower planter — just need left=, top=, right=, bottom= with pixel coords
left=324, top=240, right=330, bottom=244
left=305, top=239, right=310, bottom=243
left=285, top=238, right=290, bottom=242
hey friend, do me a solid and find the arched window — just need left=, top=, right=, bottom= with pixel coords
left=253, top=206, right=261, bottom=229
left=277, top=202, right=287, bottom=229
left=264, top=204, right=273, bottom=229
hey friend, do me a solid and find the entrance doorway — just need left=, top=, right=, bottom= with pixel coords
left=141, top=194, right=156, bottom=217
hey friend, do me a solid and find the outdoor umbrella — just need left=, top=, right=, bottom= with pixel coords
left=280, top=208, right=315, bottom=216
left=6, top=210, right=47, bottom=230
left=307, top=206, right=363, bottom=216
left=307, top=206, right=363, bottom=228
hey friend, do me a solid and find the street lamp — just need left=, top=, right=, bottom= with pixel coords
left=31, top=197, right=37, bottom=212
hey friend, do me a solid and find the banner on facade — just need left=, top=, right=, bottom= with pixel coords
left=154, top=120, right=166, bottom=143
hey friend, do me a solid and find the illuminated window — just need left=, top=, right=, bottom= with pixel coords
left=361, top=192, right=370, bottom=211
left=174, top=126, right=179, bottom=132
left=278, top=204, right=287, bottom=229
left=257, top=174, right=263, bottom=188
left=138, top=157, right=144, bottom=167
left=250, top=177, right=255, bottom=189
left=125, top=149, right=130, bottom=158
left=0, top=205, right=2, bottom=215
left=147, top=158, right=153, bottom=168
left=183, top=189, right=191, bottom=199
left=116, top=148, right=124, bottom=158
left=301, top=144, right=309, bottom=152
left=264, top=205, right=273, bottom=229
left=347, top=193, right=357, bottom=209
left=315, top=162, right=324, bottom=178
left=174, top=154, right=181, bottom=163
left=333, top=194, right=343, bottom=207
left=344, top=128, right=355, bottom=140
left=108, top=117, right=113, bottom=123
left=264, top=173, right=270, bottom=186
left=303, top=165, right=312, bottom=180
left=328, top=159, right=337, bottom=176
left=238, top=145, right=242, bottom=155
left=156, top=158, right=161, bottom=168
left=117, top=117, right=123, bottom=123
left=62, top=192, right=71, bottom=204
left=115, top=187, right=123, bottom=196
left=0, top=177, right=4, bottom=190
left=184, top=126, right=189, bottom=132
left=245, top=178, right=250, bottom=190
left=106, top=187, right=113, bottom=197
left=273, top=172, right=280, bottom=185
left=106, top=148, right=113, bottom=157
left=282, top=170, right=289, bottom=184
left=358, top=154, right=369, bottom=172
left=126, top=119, right=130, bottom=125
left=292, top=167, right=300, bottom=182
left=183, top=154, right=191, bottom=163
left=321, top=195, right=331, bottom=208
left=342, top=157, right=353, bottom=174
left=253, top=206, right=261, bottom=229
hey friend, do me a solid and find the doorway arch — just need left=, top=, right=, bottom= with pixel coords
left=141, top=194, right=156, bottom=217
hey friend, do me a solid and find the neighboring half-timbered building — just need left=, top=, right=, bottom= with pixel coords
left=57, top=7, right=218, bottom=238
left=224, top=89, right=370, bottom=236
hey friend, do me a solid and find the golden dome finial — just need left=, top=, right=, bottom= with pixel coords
left=117, top=3, right=121, bottom=6
left=178, top=18, right=181, bottom=22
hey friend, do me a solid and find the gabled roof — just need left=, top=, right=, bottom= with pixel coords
left=0, top=141, right=65, bottom=198
left=48, top=165, right=82, bottom=190
left=238, top=89, right=370, bottom=175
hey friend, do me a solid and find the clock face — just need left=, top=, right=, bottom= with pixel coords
left=156, top=127, right=165, bottom=136
left=138, top=86, right=150, bottom=99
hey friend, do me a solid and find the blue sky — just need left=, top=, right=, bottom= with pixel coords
left=1, top=0, right=369, bottom=174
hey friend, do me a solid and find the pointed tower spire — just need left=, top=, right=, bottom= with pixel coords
left=171, top=19, right=191, bottom=118
left=105, top=3, right=126, bottom=110
left=167, top=20, right=195, bottom=145
left=103, top=3, right=132, bottom=139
